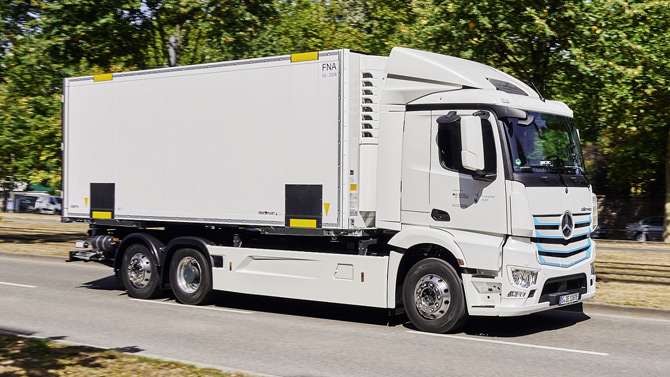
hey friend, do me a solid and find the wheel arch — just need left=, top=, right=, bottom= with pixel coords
left=388, top=227, right=466, bottom=308
left=162, top=236, right=216, bottom=285
left=115, top=233, right=165, bottom=273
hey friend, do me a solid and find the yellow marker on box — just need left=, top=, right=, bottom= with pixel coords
left=92, top=211, right=112, bottom=219
left=289, top=218, right=317, bottom=228
left=291, top=52, right=318, bottom=62
left=94, top=73, right=113, bottom=82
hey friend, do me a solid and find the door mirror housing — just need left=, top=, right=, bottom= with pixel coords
left=460, top=116, right=485, bottom=172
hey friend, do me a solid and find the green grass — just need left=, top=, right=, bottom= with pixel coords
left=0, top=334, right=251, bottom=376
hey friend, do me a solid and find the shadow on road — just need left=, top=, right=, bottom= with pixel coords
left=79, top=274, right=393, bottom=326
left=81, top=274, right=590, bottom=336
left=79, top=275, right=120, bottom=290
left=459, top=305, right=590, bottom=337
left=212, top=291, right=394, bottom=326
left=212, top=293, right=591, bottom=336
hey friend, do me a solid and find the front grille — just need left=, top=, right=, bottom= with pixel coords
left=533, top=213, right=592, bottom=267
left=531, top=234, right=589, bottom=245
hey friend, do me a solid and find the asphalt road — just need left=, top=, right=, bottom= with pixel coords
left=1, top=253, right=669, bottom=377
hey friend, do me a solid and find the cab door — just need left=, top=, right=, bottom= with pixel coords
left=428, top=109, right=507, bottom=235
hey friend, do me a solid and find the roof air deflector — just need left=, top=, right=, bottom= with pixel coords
left=487, top=78, right=528, bottom=96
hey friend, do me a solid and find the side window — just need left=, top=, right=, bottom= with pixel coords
left=437, top=117, right=496, bottom=175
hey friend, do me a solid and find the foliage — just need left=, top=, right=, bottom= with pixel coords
left=404, top=0, right=580, bottom=96
left=1, top=0, right=669, bottom=219
left=1, top=2, right=64, bottom=200
left=568, top=0, right=670, bottom=198
left=252, top=0, right=364, bottom=55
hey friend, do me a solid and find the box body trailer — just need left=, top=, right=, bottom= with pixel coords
left=65, top=48, right=597, bottom=333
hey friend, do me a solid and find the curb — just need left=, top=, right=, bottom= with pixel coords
left=584, top=302, right=670, bottom=320
left=596, top=240, right=670, bottom=251
left=0, top=251, right=68, bottom=262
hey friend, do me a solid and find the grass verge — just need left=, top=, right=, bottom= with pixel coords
left=0, top=334, right=247, bottom=376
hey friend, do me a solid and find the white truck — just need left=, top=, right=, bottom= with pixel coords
left=64, top=47, right=597, bottom=333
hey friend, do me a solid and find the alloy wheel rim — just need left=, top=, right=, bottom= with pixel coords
left=176, top=256, right=201, bottom=294
left=414, top=274, right=451, bottom=320
left=127, top=252, right=152, bottom=288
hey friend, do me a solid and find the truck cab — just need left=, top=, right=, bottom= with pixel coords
left=374, top=48, right=596, bottom=329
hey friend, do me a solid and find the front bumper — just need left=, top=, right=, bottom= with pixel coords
left=463, top=236, right=596, bottom=316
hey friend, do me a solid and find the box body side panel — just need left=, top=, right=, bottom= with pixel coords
left=64, top=53, right=346, bottom=228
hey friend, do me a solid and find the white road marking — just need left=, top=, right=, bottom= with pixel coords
left=407, top=330, right=609, bottom=356
left=0, top=281, right=37, bottom=288
left=130, top=298, right=253, bottom=314
left=587, top=312, right=670, bottom=324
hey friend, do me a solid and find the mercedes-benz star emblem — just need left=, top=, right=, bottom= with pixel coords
left=561, top=212, right=574, bottom=239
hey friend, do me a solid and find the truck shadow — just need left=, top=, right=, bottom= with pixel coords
left=212, top=291, right=393, bottom=326
left=79, top=275, right=120, bottom=290
left=80, top=274, right=590, bottom=335
left=458, top=306, right=591, bottom=337
left=79, top=275, right=392, bottom=325
left=214, top=292, right=591, bottom=336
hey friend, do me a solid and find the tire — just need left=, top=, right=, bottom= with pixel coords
left=635, top=232, right=647, bottom=242
left=170, top=248, right=213, bottom=305
left=402, top=258, right=467, bottom=333
left=121, top=244, right=162, bottom=299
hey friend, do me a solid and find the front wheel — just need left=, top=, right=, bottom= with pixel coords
left=170, top=248, right=213, bottom=305
left=121, top=244, right=161, bottom=299
left=402, top=258, right=467, bottom=333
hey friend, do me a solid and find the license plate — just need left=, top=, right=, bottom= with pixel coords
left=558, top=292, right=580, bottom=306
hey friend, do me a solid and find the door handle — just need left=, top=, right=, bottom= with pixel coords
left=431, top=209, right=451, bottom=222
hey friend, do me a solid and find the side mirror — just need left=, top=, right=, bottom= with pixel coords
left=460, top=116, right=485, bottom=171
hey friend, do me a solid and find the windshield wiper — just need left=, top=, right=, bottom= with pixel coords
left=525, top=164, right=579, bottom=175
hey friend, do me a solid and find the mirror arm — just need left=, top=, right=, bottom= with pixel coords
left=472, top=172, right=497, bottom=182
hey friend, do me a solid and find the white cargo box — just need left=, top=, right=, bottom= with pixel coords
left=63, top=50, right=387, bottom=230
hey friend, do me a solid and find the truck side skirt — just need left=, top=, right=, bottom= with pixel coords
left=207, top=245, right=390, bottom=308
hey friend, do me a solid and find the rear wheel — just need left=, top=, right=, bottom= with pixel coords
left=121, top=244, right=161, bottom=299
left=170, top=248, right=213, bottom=305
left=403, top=258, right=467, bottom=333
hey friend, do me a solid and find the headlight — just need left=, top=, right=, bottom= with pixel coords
left=510, top=268, right=538, bottom=289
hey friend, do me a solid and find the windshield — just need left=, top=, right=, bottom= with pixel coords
left=502, top=112, right=585, bottom=175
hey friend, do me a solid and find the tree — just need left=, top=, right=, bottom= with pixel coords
left=567, top=0, right=670, bottom=239
left=0, top=0, right=278, bottom=211
left=0, top=35, right=64, bottom=210
left=404, top=0, right=580, bottom=96
left=250, top=0, right=363, bottom=55
left=340, top=0, right=414, bottom=55
left=38, top=0, right=277, bottom=70
left=402, top=0, right=670, bottom=239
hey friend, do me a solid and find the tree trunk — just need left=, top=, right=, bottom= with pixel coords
left=1, top=174, right=7, bottom=213
left=664, top=127, right=670, bottom=242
